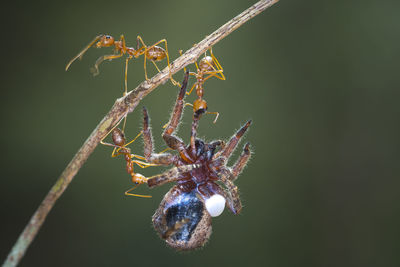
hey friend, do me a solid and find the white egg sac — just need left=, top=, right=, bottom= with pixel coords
left=205, top=194, right=226, bottom=217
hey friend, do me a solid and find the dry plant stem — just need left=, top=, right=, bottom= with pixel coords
left=3, top=0, right=279, bottom=266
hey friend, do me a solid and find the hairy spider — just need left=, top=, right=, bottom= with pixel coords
left=140, top=71, right=252, bottom=250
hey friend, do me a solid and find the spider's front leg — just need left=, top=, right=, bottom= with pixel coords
left=231, top=142, right=251, bottom=181
left=216, top=143, right=252, bottom=214
left=163, top=70, right=189, bottom=137
left=218, top=167, right=242, bottom=215
left=219, top=120, right=252, bottom=161
left=147, top=164, right=200, bottom=188
left=142, top=106, right=177, bottom=166
left=161, top=71, right=193, bottom=162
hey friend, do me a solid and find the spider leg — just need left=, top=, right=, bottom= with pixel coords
left=147, top=164, right=200, bottom=188
left=218, top=167, right=242, bottom=215
left=163, top=70, right=189, bottom=136
left=213, top=143, right=251, bottom=214
left=220, top=120, right=252, bottom=161
left=142, top=106, right=178, bottom=165
left=190, top=114, right=200, bottom=155
left=231, top=142, right=251, bottom=181
left=162, top=71, right=194, bottom=162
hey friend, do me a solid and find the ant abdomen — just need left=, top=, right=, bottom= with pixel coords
left=145, top=46, right=167, bottom=61
left=198, top=56, right=214, bottom=72
left=112, top=128, right=125, bottom=147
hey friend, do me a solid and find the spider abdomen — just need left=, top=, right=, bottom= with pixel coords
left=152, top=187, right=212, bottom=250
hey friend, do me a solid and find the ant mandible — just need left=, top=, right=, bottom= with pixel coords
left=184, top=47, right=226, bottom=122
left=65, top=34, right=179, bottom=96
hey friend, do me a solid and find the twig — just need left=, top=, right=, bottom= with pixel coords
left=2, top=0, right=279, bottom=266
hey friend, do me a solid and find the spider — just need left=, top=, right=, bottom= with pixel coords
left=138, top=71, right=252, bottom=250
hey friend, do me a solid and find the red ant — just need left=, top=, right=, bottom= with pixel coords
left=65, top=34, right=179, bottom=96
left=184, top=48, right=226, bottom=121
left=100, top=121, right=156, bottom=198
left=160, top=48, right=225, bottom=129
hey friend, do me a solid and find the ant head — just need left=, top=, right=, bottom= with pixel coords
left=198, top=56, right=215, bottom=72
left=193, top=98, right=207, bottom=116
left=131, top=173, right=147, bottom=185
left=96, top=35, right=115, bottom=48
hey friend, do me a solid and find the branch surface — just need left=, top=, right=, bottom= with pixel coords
left=2, top=0, right=279, bottom=266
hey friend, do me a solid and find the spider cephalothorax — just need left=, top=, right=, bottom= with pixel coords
left=138, top=71, right=252, bottom=250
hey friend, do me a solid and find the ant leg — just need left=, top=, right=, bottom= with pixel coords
left=135, top=36, right=151, bottom=81
left=147, top=164, right=200, bottom=188
left=65, top=35, right=103, bottom=71
left=131, top=159, right=159, bottom=169
left=230, top=143, right=251, bottom=181
left=220, top=120, right=252, bottom=161
left=119, top=34, right=127, bottom=51
left=209, top=48, right=226, bottom=80
left=148, top=60, right=166, bottom=82
left=99, top=115, right=144, bottom=161
left=202, top=70, right=225, bottom=83
left=186, top=78, right=198, bottom=96
left=151, top=60, right=161, bottom=73
left=136, top=35, right=147, bottom=54
left=206, top=111, right=219, bottom=124
left=147, top=38, right=179, bottom=86
left=91, top=53, right=123, bottom=76
left=124, top=56, right=133, bottom=96
left=143, top=51, right=149, bottom=81
left=112, top=130, right=143, bottom=157
left=125, top=184, right=152, bottom=198
left=142, top=106, right=178, bottom=166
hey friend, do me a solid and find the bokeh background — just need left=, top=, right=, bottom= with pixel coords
left=1, top=0, right=399, bottom=266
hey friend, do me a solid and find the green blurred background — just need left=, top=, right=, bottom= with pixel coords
left=1, top=0, right=399, bottom=266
